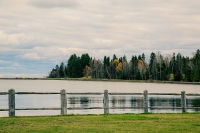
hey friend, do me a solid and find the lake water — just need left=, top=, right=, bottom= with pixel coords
left=0, top=80, right=200, bottom=117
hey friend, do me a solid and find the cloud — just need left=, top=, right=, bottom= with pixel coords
left=0, top=0, right=200, bottom=77
left=0, top=18, right=19, bottom=27
left=12, top=63, right=21, bottom=67
left=24, top=53, right=41, bottom=60
left=29, top=0, right=79, bottom=8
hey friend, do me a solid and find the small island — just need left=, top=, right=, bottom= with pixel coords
left=48, top=49, right=200, bottom=83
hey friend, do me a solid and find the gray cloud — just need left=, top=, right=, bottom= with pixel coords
left=29, top=0, right=79, bottom=8
left=0, top=0, right=200, bottom=77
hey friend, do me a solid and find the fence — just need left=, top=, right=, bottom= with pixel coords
left=0, top=89, right=200, bottom=117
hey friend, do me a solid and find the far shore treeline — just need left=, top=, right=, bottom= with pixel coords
left=48, top=49, right=200, bottom=82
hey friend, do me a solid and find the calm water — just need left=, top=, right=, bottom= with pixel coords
left=0, top=80, right=200, bottom=117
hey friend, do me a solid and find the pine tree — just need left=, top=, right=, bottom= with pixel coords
left=59, top=62, right=65, bottom=78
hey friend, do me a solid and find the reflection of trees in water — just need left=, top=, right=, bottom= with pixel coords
left=68, top=97, right=90, bottom=107
left=149, top=97, right=181, bottom=107
left=187, top=98, right=200, bottom=107
left=111, top=97, right=118, bottom=107
left=111, top=96, right=126, bottom=107
left=68, top=95, right=200, bottom=112
left=192, top=98, right=200, bottom=107
left=187, top=97, right=200, bottom=112
left=130, top=97, right=143, bottom=108
left=69, top=97, right=77, bottom=105
left=111, top=96, right=143, bottom=108
left=68, top=96, right=101, bottom=108
left=119, top=97, right=126, bottom=107
left=80, top=97, right=89, bottom=107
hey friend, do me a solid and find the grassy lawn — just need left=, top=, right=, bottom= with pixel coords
left=0, top=113, right=200, bottom=133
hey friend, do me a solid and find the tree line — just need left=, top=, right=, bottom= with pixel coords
left=48, top=49, right=200, bottom=82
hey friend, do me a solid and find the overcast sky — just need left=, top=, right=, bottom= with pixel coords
left=0, top=0, right=200, bottom=78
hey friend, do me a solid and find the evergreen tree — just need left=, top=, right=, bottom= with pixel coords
left=67, top=54, right=77, bottom=78
left=149, top=52, right=156, bottom=80
left=67, top=54, right=82, bottom=78
left=142, top=53, right=145, bottom=62
left=81, top=54, right=90, bottom=69
left=59, top=62, right=65, bottom=78
left=130, top=56, right=137, bottom=79
left=103, top=56, right=110, bottom=78
left=191, top=49, right=200, bottom=81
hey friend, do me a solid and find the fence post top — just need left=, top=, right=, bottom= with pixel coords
left=9, top=89, right=15, bottom=91
left=60, top=89, right=66, bottom=93
left=104, top=90, right=108, bottom=92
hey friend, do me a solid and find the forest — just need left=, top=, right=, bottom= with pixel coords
left=48, top=49, right=200, bottom=82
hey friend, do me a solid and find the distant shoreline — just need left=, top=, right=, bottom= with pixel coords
left=0, top=78, right=200, bottom=85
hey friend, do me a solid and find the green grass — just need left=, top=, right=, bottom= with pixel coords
left=0, top=113, right=200, bottom=133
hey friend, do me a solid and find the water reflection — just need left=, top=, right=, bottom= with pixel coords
left=149, top=96, right=181, bottom=108
left=1, top=94, right=200, bottom=117
left=1, top=80, right=200, bottom=116
left=67, top=95, right=200, bottom=113
left=80, top=97, right=90, bottom=107
left=67, top=95, right=103, bottom=108
left=187, top=97, right=200, bottom=107
left=187, top=97, right=200, bottom=112
left=111, top=96, right=127, bottom=108
left=130, top=97, right=143, bottom=108
left=69, top=97, right=91, bottom=106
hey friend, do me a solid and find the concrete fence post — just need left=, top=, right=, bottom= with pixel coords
left=143, top=90, right=148, bottom=113
left=104, top=90, right=109, bottom=114
left=9, top=89, right=15, bottom=117
left=181, top=91, right=187, bottom=113
left=61, top=89, right=67, bottom=115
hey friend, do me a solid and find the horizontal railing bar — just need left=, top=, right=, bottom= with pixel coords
left=186, top=94, right=200, bottom=96
left=149, top=93, right=180, bottom=95
left=187, top=107, right=200, bottom=109
left=4, top=107, right=200, bottom=111
left=12, top=107, right=200, bottom=110
left=0, top=109, right=8, bottom=111
left=15, top=92, right=60, bottom=94
left=149, top=107, right=182, bottom=109
left=109, top=93, right=143, bottom=95
left=15, top=108, right=60, bottom=110
left=108, top=93, right=182, bottom=95
left=67, top=107, right=103, bottom=110
left=109, top=107, right=144, bottom=109
left=0, top=92, right=8, bottom=95
left=67, top=93, right=103, bottom=95
left=1, top=92, right=200, bottom=96
left=110, top=107, right=187, bottom=109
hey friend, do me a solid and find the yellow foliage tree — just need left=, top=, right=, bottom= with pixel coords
left=137, top=59, right=144, bottom=72
left=116, top=62, right=122, bottom=72
left=113, top=59, right=119, bottom=65
left=83, top=65, right=91, bottom=78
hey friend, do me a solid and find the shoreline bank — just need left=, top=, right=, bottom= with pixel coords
left=0, top=78, right=200, bottom=85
